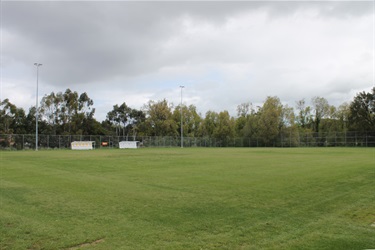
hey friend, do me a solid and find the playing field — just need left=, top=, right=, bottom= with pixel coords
left=1, top=148, right=374, bottom=249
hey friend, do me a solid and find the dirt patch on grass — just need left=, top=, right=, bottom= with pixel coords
left=67, top=239, right=105, bottom=250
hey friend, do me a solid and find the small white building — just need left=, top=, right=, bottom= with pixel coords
left=71, top=141, right=95, bottom=150
left=119, top=141, right=140, bottom=149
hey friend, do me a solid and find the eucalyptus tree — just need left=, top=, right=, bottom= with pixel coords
left=62, top=89, right=79, bottom=133
left=0, top=99, right=17, bottom=134
left=39, top=89, right=95, bottom=134
left=106, top=102, right=145, bottom=137
left=127, top=108, right=146, bottom=138
left=68, top=92, right=95, bottom=134
left=106, top=103, right=131, bottom=136
left=78, top=92, right=95, bottom=118
left=40, top=92, right=63, bottom=134
left=0, top=99, right=28, bottom=134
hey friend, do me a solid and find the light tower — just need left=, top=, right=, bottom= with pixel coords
left=180, top=85, right=185, bottom=148
left=34, top=63, right=42, bottom=151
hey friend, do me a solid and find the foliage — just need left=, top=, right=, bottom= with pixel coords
left=38, top=89, right=95, bottom=135
left=257, top=96, right=284, bottom=145
left=1, top=88, right=374, bottom=144
left=172, top=104, right=202, bottom=137
left=311, top=96, right=330, bottom=132
left=0, top=99, right=26, bottom=134
left=106, top=102, right=132, bottom=136
left=295, top=98, right=312, bottom=129
left=213, top=111, right=235, bottom=144
left=106, top=102, right=146, bottom=138
left=348, top=87, right=375, bottom=132
left=143, top=99, right=177, bottom=136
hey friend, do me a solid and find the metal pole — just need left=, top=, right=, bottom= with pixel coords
left=34, top=63, right=42, bottom=151
left=180, top=86, right=184, bottom=148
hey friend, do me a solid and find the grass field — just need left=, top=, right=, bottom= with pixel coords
left=0, top=148, right=374, bottom=249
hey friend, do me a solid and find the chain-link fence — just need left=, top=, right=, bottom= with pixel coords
left=1, top=132, right=374, bottom=150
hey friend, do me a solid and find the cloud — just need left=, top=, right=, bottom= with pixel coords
left=1, top=1, right=373, bottom=121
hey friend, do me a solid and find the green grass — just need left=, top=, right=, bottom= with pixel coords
left=0, top=148, right=374, bottom=249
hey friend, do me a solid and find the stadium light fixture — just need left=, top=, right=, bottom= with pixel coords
left=180, top=85, right=185, bottom=148
left=34, top=63, right=42, bottom=151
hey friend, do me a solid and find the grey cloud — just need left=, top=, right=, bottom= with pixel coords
left=2, top=1, right=373, bottom=121
left=3, top=2, right=178, bottom=84
left=4, top=1, right=371, bottom=86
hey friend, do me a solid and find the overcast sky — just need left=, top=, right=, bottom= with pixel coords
left=1, top=1, right=374, bottom=121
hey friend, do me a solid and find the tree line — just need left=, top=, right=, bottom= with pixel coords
left=1, top=87, right=374, bottom=146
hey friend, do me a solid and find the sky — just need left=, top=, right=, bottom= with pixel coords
left=1, top=1, right=374, bottom=121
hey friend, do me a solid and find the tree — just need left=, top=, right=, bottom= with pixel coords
left=237, top=102, right=251, bottom=117
left=106, top=103, right=146, bottom=138
left=200, top=110, right=219, bottom=138
left=107, top=105, right=120, bottom=136
left=12, top=108, right=27, bottom=134
left=281, top=104, right=295, bottom=128
left=213, top=111, right=235, bottom=145
left=348, top=87, right=375, bottom=132
left=257, top=96, right=283, bottom=146
left=279, top=104, right=300, bottom=146
left=127, top=108, right=146, bottom=138
left=295, top=99, right=312, bottom=130
left=242, top=113, right=259, bottom=139
left=0, top=99, right=26, bottom=134
left=173, top=104, right=202, bottom=137
left=235, top=102, right=254, bottom=137
left=311, top=97, right=330, bottom=133
left=78, top=92, right=95, bottom=118
left=40, top=92, right=63, bottom=134
left=24, top=107, right=36, bottom=134
left=0, top=99, right=17, bottom=134
left=39, top=89, right=96, bottom=135
left=336, top=102, right=350, bottom=132
left=71, top=92, right=95, bottom=134
left=62, top=89, right=79, bottom=133
left=81, top=116, right=106, bottom=135
left=144, top=99, right=177, bottom=136
left=106, top=102, right=131, bottom=136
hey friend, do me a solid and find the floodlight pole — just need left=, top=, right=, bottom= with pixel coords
left=180, top=85, right=184, bottom=148
left=34, top=63, right=42, bottom=151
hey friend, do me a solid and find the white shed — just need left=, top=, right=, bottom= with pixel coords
left=119, top=141, right=139, bottom=149
left=71, top=141, right=95, bottom=150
